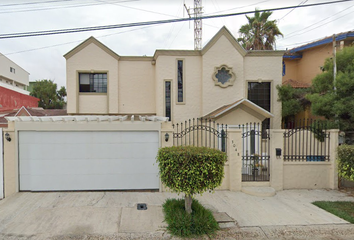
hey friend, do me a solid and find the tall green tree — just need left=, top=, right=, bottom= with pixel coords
left=307, top=45, right=354, bottom=130
left=30, top=79, right=67, bottom=109
left=238, top=9, right=283, bottom=50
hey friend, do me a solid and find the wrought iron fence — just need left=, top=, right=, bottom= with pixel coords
left=282, top=119, right=330, bottom=161
left=172, top=118, right=227, bottom=152
left=238, top=122, right=270, bottom=182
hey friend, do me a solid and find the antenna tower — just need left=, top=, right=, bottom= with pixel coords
left=184, top=0, right=203, bottom=50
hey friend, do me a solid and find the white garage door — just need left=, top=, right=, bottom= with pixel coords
left=19, top=131, right=159, bottom=191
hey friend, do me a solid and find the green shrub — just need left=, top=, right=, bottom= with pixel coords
left=337, top=145, right=354, bottom=181
left=156, top=146, right=227, bottom=213
left=163, top=198, right=219, bottom=238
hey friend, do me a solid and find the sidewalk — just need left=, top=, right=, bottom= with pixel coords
left=0, top=189, right=353, bottom=240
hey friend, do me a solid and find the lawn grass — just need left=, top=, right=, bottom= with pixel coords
left=313, top=201, right=354, bottom=224
left=162, top=198, right=219, bottom=238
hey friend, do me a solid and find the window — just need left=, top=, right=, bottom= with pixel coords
left=248, top=82, right=271, bottom=132
left=79, top=73, right=107, bottom=93
left=177, top=60, right=183, bottom=102
left=165, top=81, right=171, bottom=121
left=212, top=65, right=236, bottom=88
left=10, top=67, right=15, bottom=73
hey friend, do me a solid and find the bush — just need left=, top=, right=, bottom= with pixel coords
left=156, top=146, right=227, bottom=213
left=156, top=146, right=227, bottom=196
left=163, top=198, right=219, bottom=238
left=337, top=145, right=354, bottom=181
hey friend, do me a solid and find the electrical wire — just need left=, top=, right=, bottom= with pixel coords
left=0, top=0, right=138, bottom=14
left=0, top=0, right=352, bottom=40
left=278, top=0, right=308, bottom=21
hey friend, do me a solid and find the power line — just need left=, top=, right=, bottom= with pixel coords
left=0, top=0, right=138, bottom=14
left=281, top=6, right=354, bottom=40
left=0, top=0, right=74, bottom=7
left=278, top=0, right=308, bottom=21
left=0, top=0, right=352, bottom=39
left=2, top=25, right=157, bottom=56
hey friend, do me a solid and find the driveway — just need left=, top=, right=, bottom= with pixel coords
left=0, top=190, right=353, bottom=239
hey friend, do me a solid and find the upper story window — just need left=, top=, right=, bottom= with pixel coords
left=10, top=67, right=15, bottom=73
left=213, top=65, right=236, bottom=88
left=248, top=82, right=271, bottom=133
left=177, top=60, right=184, bottom=103
left=79, top=73, right=107, bottom=93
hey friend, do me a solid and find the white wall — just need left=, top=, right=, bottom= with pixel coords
left=0, top=54, right=29, bottom=86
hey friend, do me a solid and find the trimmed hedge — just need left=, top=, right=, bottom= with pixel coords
left=338, top=145, right=354, bottom=181
left=156, top=146, right=227, bottom=196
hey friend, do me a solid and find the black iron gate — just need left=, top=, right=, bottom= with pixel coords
left=173, top=118, right=227, bottom=151
left=240, top=123, right=270, bottom=181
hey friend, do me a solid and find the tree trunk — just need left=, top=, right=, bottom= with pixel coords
left=185, top=194, right=193, bottom=214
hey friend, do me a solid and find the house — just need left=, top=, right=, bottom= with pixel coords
left=64, top=26, right=284, bottom=129
left=0, top=53, right=39, bottom=110
left=0, top=106, right=67, bottom=128
left=282, top=30, right=354, bottom=86
left=282, top=30, right=354, bottom=121
left=8, top=27, right=340, bottom=199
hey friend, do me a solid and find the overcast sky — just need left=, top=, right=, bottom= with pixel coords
left=0, top=0, right=353, bottom=88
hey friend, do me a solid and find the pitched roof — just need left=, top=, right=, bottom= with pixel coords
left=204, top=98, right=274, bottom=119
left=288, top=30, right=354, bottom=53
left=64, top=36, right=120, bottom=60
left=282, top=79, right=310, bottom=88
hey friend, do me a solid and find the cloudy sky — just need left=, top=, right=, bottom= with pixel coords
left=0, top=0, right=353, bottom=88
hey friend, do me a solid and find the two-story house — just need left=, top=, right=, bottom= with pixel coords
left=65, top=27, right=284, bottom=129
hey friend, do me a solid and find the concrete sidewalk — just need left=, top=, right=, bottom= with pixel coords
left=0, top=189, right=353, bottom=239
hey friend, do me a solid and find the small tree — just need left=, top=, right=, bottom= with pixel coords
left=306, top=45, right=354, bottom=130
left=30, top=79, right=67, bottom=109
left=276, top=84, right=310, bottom=119
left=156, top=146, right=227, bottom=214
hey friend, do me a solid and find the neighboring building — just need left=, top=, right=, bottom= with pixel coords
left=282, top=30, right=354, bottom=121
left=283, top=30, right=354, bottom=86
left=0, top=53, right=39, bottom=110
left=0, top=106, right=67, bottom=128
left=64, top=27, right=284, bottom=129
left=0, top=53, right=30, bottom=94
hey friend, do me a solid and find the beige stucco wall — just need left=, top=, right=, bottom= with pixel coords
left=118, top=60, right=155, bottom=114
left=66, top=42, right=119, bottom=114
left=3, top=123, right=17, bottom=198
left=215, top=105, right=265, bottom=126
left=78, top=95, right=108, bottom=114
left=155, top=55, right=202, bottom=122
left=283, top=163, right=331, bottom=189
left=244, top=56, right=283, bottom=129
left=202, top=35, right=245, bottom=117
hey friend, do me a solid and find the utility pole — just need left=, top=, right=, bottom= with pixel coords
left=184, top=0, right=203, bottom=50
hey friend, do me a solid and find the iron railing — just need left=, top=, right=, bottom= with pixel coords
left=282, top=119, right=330, bottom=161
left=172, top=118, right=227, bottom=152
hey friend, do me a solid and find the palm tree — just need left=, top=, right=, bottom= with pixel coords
left=237, top=10, right=283, bottom=50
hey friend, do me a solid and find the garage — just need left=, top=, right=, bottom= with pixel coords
left=19, top=130, right=160, bottom=191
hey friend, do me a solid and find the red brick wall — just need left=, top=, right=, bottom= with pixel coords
left=0, top=86, right=39, bottom=111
